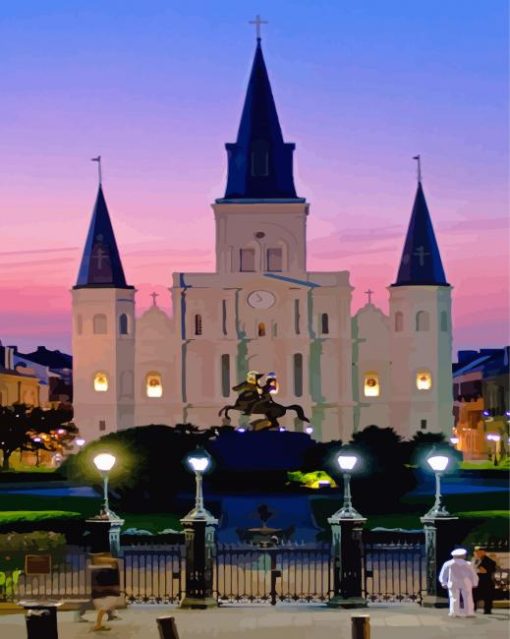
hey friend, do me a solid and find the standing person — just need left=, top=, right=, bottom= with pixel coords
left=439, top=548, right=479, bottom=617
left=473, top=546, right=497, bottom=614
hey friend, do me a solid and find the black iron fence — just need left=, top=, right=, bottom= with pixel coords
left=1, top=537, right=508, bottom=606
left=215, top=543, right=331, bottom=605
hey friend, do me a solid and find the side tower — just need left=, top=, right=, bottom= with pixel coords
left=72, top=185, right=136, bottom=442
left=389, top=179, right=453, bottom=437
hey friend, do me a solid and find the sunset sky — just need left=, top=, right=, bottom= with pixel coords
left=1, top=1, right=508, bottom=355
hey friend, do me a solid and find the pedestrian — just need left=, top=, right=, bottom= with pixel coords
left=90, top=560, right=122, bottom=632
left=472, top=546, right=497, bottom=614
left=439, top=548, right=479, bottom=617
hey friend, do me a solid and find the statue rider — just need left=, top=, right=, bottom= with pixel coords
left=249, top=372, right=279, bottom=415
left=232, top=371, right=264, bottom=415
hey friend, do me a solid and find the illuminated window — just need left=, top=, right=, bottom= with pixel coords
left=267, top=248, right=282, bottom=272
left=416, top=371, right=432, bottom=390
left=395, top=311, right=404, bottom=332
left=146, top=372, right=163, bottom=398
left=440, top=311, right=448, bottom=332
left=416, top=311, right=430, bottom=332
left=321, top=313, right=329, bottom=335
left=258, top=322, right=266, bottom=337
left=194, top=314, right=202, bottom=336
left=93, top=314, right=107, bottom=334
left=364, top=372, right=380, bottom=397
left=119, top=313, right=129, bottom=335
left=240, top=248, right=256, bottom=272
left=94, top=372, right=109, bottom=392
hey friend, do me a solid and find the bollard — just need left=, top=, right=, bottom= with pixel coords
left=351, top=614, right=370, bottom=639
left=157, top=616, right=180, bottom=639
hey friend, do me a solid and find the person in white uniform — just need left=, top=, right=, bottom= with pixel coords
left=439, top=548, right=479, bottom=617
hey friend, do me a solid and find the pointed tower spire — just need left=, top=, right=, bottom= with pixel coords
left=74, top=186, right=132, bottom=289
left=222, top=39, right=299, bottom=200
left=393, top=182, right=448, bottom=287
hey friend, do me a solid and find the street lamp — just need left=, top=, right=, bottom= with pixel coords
left=331, top=452, right=364, bottom=520
left=93, top=453, right=118, bottom=519
left=423, top=454, right=451, bottom=519
left=184, top=448, right=214, bottom=521
left=75, top=438, right=85, bottom=448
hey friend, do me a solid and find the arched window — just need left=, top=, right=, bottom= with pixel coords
left=76, top=315, right=83, bottom=335
left=364, top=372, right=380, bottom=397
left=221, top=354, right=230, bottom=398
left=146, top=372, right=163, bottom=398
left=416, top=370, right=432, bottom=390
left=294, top=300, right=301, bottom=335
left=119, top=313, right=129, bottom=335
left=222, top=300, right=228, bottom=336
left=272, top=323, right=278, bottom=337
left=416, top=311, right=430, bottom=332
left=258, top=322, right=266, bottom=337
left=240, top=248, right=256, bottom=272
left=267, top=248, right=283, bottom=272
left=440, top=311, right=448, bottom=332
left=293, top=353, right=303, bottom=397
left=321, top=313, right=329, bottom=335
left=93, top=314, right=107, bottom=335
left=194, top=314, right=202, bottom=336
left=94, top=372, right=108, bottom=392
left=251, top=139, right=269, bottom=177
left=395, top=311, right=404, bottom=332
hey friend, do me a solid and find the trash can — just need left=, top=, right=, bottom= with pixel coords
left=19, top=601, right=61, bottom=639
left=157, top=616, right=180, bottom=639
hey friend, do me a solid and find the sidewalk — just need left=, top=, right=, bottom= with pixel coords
left=0, top=605, right=508, bottom=639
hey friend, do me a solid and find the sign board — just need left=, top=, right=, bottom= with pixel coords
left=25, top=554, right=52, bottom=575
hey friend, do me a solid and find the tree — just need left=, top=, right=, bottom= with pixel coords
left=402, top=431, right=461, bottom=467
left=343, top=425, right=416, bottom=514
left=0, top=404, right=77, bottom=471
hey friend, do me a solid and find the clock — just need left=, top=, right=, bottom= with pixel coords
left=247, top=290, right=276, bottom=309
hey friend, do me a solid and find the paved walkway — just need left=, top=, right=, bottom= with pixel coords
left=1, top=605, right=509, bottom=639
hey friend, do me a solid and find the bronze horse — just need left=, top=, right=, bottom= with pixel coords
left=218, top=397, right=310, bottom=430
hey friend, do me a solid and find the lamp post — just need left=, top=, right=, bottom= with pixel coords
left=180, top=448, right=218, bottom=609
left=422, top=454, right=451, bottom=520
left=486, top=433, right=501, bottom=466
left=327, top=450, right=366, bottom=608
left=421, top=452, right=458, bottom=608
left=86, top=453, right=124, bottom=556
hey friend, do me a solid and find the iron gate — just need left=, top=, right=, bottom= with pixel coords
left=363, top=534, right=426, bottom=603
left=215, top=543, right=332, bottom=605
left=122, top=546, right=183, bottom=604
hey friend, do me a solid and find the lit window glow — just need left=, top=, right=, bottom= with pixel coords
left=364, top=372, right=380, bottom=397
left=416, top=371, right=432, bottom=390
left=94, top=372, right=108, bottom=392
left=146, top=373, right=163, bottom=398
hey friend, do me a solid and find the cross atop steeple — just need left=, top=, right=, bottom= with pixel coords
left=249, top=14, right=268, bottom=40
left=150, top=292, right=159, bottom=307
left=364, top=289, right=374, bottom=304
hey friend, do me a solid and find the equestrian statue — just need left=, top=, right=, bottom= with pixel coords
left=218, top=370, right=311, bottom=430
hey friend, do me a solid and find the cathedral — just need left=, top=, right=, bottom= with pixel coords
left=72, top=38, right=453, bottom=444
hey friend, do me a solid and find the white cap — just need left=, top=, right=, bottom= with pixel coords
left=451, top=548, right=467, bottom=557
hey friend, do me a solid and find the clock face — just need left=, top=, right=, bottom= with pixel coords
left=247, top=290, right=276, bottom=309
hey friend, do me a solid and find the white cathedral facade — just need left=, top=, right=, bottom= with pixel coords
left=72, top=39, right=454, bottom=444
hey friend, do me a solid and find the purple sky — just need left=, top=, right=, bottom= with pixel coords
left=0, top=1, right=508, bottom=355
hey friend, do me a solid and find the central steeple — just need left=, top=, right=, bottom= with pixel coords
left=222, top=39, right=299, bottom=200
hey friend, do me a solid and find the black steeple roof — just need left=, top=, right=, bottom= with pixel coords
left=393, top=182, right=448, bottom=287
left=222, top=40, right=300, bottom=200
left=74, top=185, right=132, bottom=289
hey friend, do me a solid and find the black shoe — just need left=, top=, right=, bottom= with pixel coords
left=483, top=611, right=492, bottom=615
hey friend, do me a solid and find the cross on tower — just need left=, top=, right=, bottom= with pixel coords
left=249, top=14, right=268, bottom=40
left=364, top=289, right=374, bottom=304
left=414, top=246, right=430, bottom=267
left=91, top=155, right=102, bottom=185
left=93, top=246, right=107, bottom=270
left=150, top=292, right=159, bottom=306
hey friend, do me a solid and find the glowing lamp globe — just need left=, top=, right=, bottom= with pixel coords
left=75, top=438, right=86, bottom=447
left=337, top=454, right=358, bottom=472
left=93, top=453, right=116, bottom=472
left=426, top=455, right=449, bottom=472
left=187, top=454, right=210, bottom=473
